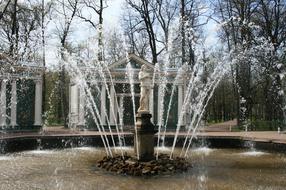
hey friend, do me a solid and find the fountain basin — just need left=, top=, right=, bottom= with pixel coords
left=1, top=133, right=286, bottom=154
left=0, top=147, right=285, bottom=190
left=0, top=132, right=286, bottom=189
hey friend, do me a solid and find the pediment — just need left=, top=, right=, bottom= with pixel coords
left=109, top=54, right=154, bottom=70
left=0, top=53, right=43, bottom=76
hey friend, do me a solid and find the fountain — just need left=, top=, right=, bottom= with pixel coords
left=0, top=52, right=286, bottom=189
left=0, top=27, right=285, bottom=189
left=96, top=64, right=191, bottom=176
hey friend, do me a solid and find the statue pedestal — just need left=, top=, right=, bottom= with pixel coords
left=134, top=112, right=157, bottom=161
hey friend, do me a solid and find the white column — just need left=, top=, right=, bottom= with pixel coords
left=157, top=84, right=161, bottom=124
left=11, top=79, right=17, bottom=126
left=114, top=95, right=118, bottom=125
left=78, top=86, right=85, bottom=126
left=0, top=80, right=7, bottom=126
left=70, top=84, right=79, bottom=126
left=100, top=84, right=106, bottom=125
left=149, top=88, right=154, bottom=122
left=183, top=82, right=187, bottom=126
left=69, top=82, right=72, bottom=126
left=109, top=86, right=115, bottom=125
left=119, top=96, right=124, bottom=126
left=68, top=83, right=71, bottom=126
left=34, top=79, right=42, bottom=126
left=178, top=84, right=183, bottom=126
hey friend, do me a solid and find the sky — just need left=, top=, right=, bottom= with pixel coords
left=69, top=0, right=125, bottom=42
left=104, top=0, right=124, bottom=26
left=105, top=0, right=219, bottom=47
left=45, top=0, right=219, bottom=67
left=46, top=0, right=125, bottom=67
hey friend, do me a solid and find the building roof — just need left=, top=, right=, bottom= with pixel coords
left=109, top=53, right=154, bottom=70
left=0, top=53, right=43, bottom=80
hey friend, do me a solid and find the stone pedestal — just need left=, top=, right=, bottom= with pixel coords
left=134, top=112, right=157, bottom=161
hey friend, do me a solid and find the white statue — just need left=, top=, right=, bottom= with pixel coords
left=137, top=64, right=152, bottom=113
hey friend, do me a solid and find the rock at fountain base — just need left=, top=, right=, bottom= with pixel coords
left=134, top=112, right=157, bottom=161
left=96, top=154, right=191, bottom=177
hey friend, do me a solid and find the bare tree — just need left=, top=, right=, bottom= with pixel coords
left=54, top=0, right=79, bottom=127
left=214, top=0, right=257, bottom=126
left=180, top=0, right=186, bottom=65
left=254, top=0, right=286, bottom=122
left=122, top=8, right=149, bottom=58
left=126, top=0, right=158, bottom=64
left=0, top=0, right=12, bottom=20
left=184, top=0, right=208, bottom=67
left=40, top=0, right=53, bottom=120
left=105, top=29, right=125, bottom=63
left=75, top=0, right=108, bottom=61
left=151, top=0, right=179, bottom=50
left=0, top=0, right=45, bottom=60
left=9, top=0, right=17, bottom=56
left=213, top=0, right=286, bottom=127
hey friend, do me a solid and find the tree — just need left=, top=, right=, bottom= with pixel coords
left=254, top=0, right=286, bottom=122
left=126, top=0, right=159, bottom=64
left=0, top=0, right=12, bottom=20
left=41, top=0, right=53, bottom=121
left=105, top=29, right=125, bottom=63
left=213, top=0, right=286, bottom=128
left=122, top=9, right=150, bottom=58
left=214, top=0, right=257, bottom=126
left=0, top=0, right=47, bottom=60
left=75, top=0, right=108, bottom=61
left=54, top=0, right=79, bottom=127
left=151, top=0, right=179, bottom=51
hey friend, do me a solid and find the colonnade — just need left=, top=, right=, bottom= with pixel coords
left=99, top=84, right=155, bottom=126
left=0, top=79, right=43, bottom=127
left=70, top=81, right=185, bottom=127
left=99, top=83, right=185, bottom=126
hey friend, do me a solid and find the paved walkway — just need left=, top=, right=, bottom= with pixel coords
left=203, top=119, right=238, bottom=132
left=1, top=126, right=286, bottom=144
left=197, top=131, right=286, bottom=144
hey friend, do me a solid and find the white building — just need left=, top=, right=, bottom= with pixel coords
left=0, top=53, right=43, bottom=131
left=69, top=54, right=187, bottom=130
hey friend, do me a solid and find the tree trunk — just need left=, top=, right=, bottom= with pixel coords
left=42, top=0, right=46, bottom=122
left=9, top=0, right=18, bottom=57
left=98, top=0, right=103, bottom=61
left=59, top=51, right=68, bottom=128
left=180, top=0, right=186, bottom=66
